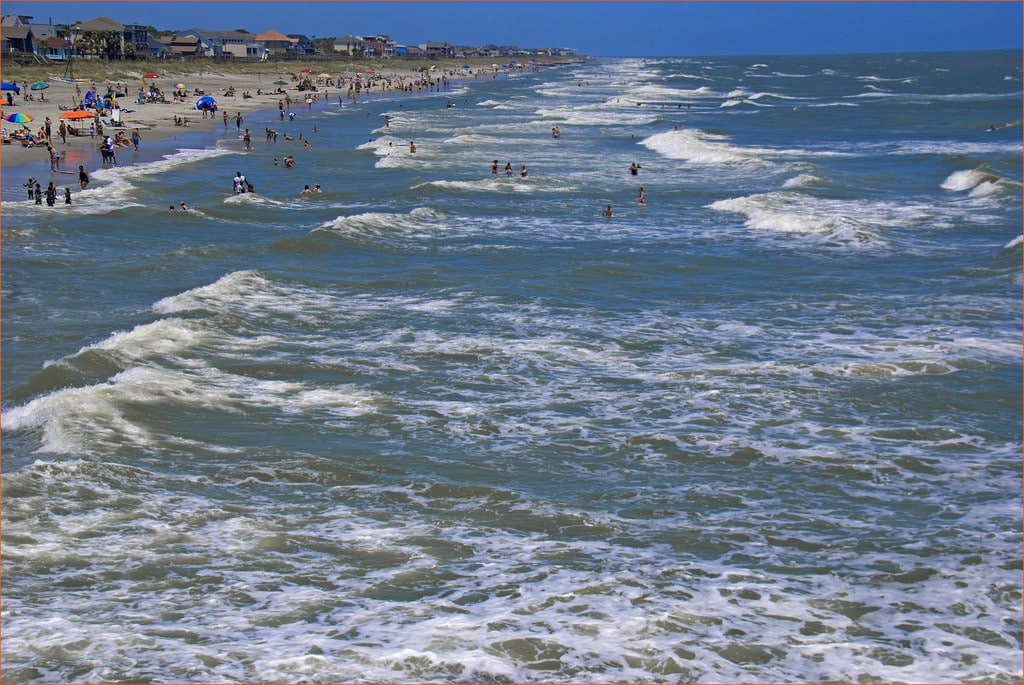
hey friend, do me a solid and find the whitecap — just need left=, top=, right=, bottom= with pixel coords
left=941, top=168, right=1000, bottom=192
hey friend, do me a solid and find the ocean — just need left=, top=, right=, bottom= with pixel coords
left=1, top=51, right=1021, bottom=683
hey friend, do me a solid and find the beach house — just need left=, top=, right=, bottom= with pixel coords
left=254, top=29, right=297, bottom=57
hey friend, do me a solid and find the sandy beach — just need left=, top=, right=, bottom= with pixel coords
left=0, top=59, right=555, bottom=177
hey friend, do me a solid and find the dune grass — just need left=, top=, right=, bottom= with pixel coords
left=1, top=55, right=583, bottom=85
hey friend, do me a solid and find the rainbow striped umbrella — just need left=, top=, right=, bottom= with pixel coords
left=4, top=112, right=33, bottom=123
left=174, top=82, right=186, bottom=89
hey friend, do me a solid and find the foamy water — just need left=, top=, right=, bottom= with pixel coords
left=2, top=52, right=1021, bottom=683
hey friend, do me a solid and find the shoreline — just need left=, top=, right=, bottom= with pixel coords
left=0, top=58, right=584, bottom=182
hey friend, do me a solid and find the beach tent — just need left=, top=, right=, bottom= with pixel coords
left=2, top=81, right=20, bottom=93
left=195, top=95, right=217, bottom=111
left=83, top=91, right=95, bottom=106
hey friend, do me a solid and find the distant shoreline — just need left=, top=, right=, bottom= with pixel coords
left=0, top=56, right=586, bottom=177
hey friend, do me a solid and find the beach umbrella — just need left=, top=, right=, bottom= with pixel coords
left=59, top=110, right=96, bottom=120
left=1, top=81, right=20, bottom=93
left=174, top=82, right=186, bottom=89
left=143, top=72, right=160, bottom=79
left=4, top=112, right=33, bottom=123
left=318, top=72, right=332, bottom=78
left=30, top=81, right=49, bottom=91
left=300, top=67, right=313, bottom=73
left=195, top=95, right=217, bottom=111
left=273, top=80, right=288, bottom=85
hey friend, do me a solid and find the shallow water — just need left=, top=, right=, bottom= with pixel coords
left=2, top=52, right=1021, bottom=683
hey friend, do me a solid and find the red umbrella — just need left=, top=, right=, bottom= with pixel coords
left=300, top=68, right=312, bottom=73
left=143, top=72, right=160, bottom=79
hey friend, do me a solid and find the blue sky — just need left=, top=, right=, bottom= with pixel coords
left=4, top=1, right=1021, bottom=57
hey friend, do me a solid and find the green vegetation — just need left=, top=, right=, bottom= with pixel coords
left=0, top=54, right=582, bottom=85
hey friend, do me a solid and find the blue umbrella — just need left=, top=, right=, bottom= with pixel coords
left=1, top=81, right=20, bottom=93
left=195, top=95, right=217, bottom=111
